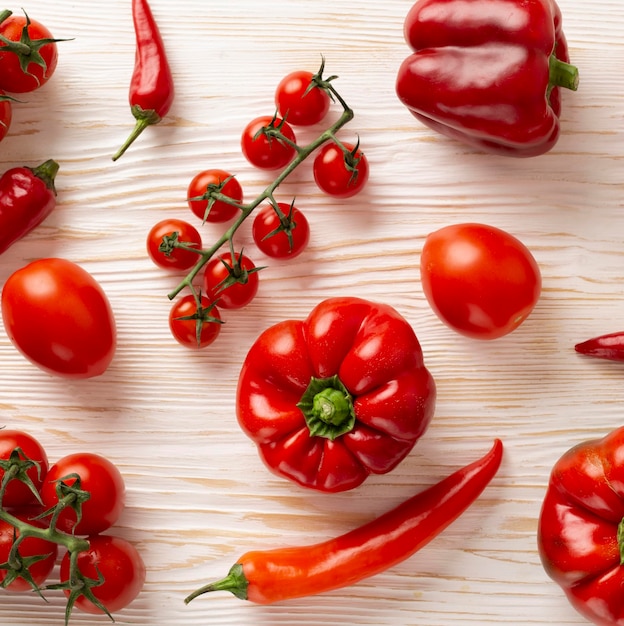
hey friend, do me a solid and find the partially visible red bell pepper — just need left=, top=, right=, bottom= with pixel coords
left=236, top=297, right=436, bottom=492
left=538, top=426, right=624, bottom=626
left=396, top=0, right=579, bottom=157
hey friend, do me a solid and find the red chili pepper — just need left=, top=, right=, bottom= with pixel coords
left=395, top=0, right=579, bottom=157
left=185, top=439, right=503, bottom=605
left=112, top=0, right=174, bottom=161
left=0, top=159, right=58, bottom=254
left=575, top=332, right=624, bottom=362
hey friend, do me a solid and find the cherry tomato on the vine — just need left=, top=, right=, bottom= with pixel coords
left=187, top=168, right=243, bottom=223
left=419, top=222, right=542, bottom=340
left=147, top=218, right=202, bottom=271
left=241, top=115, right=297, bottom=170
left=0, top=93, right=12, bottom=142
left=59, top=534, right=146, bottom=615
left=40, top=452, right=125, bottom=535
left=313, top=141, right=369, bottom=198
left=275, top=70, right=331, bottom=126
left=169, top=294, right=222, bottom=349
left=252, top=202, right=310, bottom=259
left=203, top=251, right=260, bottom=309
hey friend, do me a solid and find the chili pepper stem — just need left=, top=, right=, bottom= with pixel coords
left=549, top=55, right=579, bottom=91
left=29, top=159, right=60, bottom=194
left=112, top=107, right=161, bottom=161
left=185, top=563, right=248, bottom=603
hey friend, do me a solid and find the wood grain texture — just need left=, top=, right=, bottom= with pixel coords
left=0, top=0, right=622, bottom=624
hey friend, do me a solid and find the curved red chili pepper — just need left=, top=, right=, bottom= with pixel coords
left=112, top=0, right=174, bottom=161
left=575, top=331, right=624, bottom=361
left=185, top=439, right=503, bottom=605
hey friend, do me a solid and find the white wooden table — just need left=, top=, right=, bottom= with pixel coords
left=0, top=0, right=622, bottom=624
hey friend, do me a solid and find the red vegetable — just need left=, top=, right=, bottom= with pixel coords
left=0, top=92, right=12, bottom=142
left=185, top=439, right=502, bottom=604
left=575, top=331, right=624, bottom=362
left=236, top=296, right=436, bottom=492
left=396, top=0, right=579, bottom=157
left=538, top=426, right=624, bottom=626
left=112, top=0, right=174, bottom=161
left=0, top=159, right=58, bottom=254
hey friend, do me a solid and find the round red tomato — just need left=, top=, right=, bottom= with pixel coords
left=169, top=293, right=222, bottom=349
left=420, top=223, right=541, bottom=340
left=0, top=512, right=57, bottom=591
left=252, top=202, right=310, bottom=259
left=59, top=534, right=146, bottom=615
left=0, top=93, right=12, bottom=142
left=0, top=430, right=48, bottom=508
left=0, top=14, right=59, bottom=93
left=1, top=258, right=116, bottom=378
left=187, top=169, right=243, bottom=223
left=241, top=116, right=297, bottom=170
left=313, top=141, right=369, bottom=198
left=147, top=218, right=202, bottom=271
left=275, top=70, right=331, bottom=126
left=203, top=252, right=260, bottom=309
left=40, top=452, right=125, bottom=535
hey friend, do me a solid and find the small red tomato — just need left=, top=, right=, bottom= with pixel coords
left=187, top=169, right=243, bottom=223
left=420, top=223, right=541, bottom=340
left=275, top=70, right=331, bottom=126
left=40, top=452, right=125, bottom=535
left=241, top=115, right=297, bottom=170
left=0, top=92, right=12, bottom=142
left=59, top=534, right=146, bottom=615
left=313, top=141, right=369, bottom=198
left=203, top=251, right=260, bottom=309
left=147, top=218, right=202, bottom=271
left=252, top=202, right=310, bottom=259
left=169, top=294, right=222, bottom=349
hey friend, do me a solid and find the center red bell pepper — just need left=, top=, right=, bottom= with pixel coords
left=236, top=297, right=436, bottom=493
left=538, top=426, right=624, bottom=626
left=395, top=0, right=579, bottom=157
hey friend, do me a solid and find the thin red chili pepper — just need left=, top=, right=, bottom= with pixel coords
left=575, top=331, right=624, bottom=361
left=112, top=0, right=174, bottom=161
left=184, top=439, right=503, bottom=605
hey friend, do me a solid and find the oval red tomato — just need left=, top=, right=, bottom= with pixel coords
left=169, top=294, right=222, bottom=349
left=241, top=116, right=297, bottom=170
left=275, top=70, right=331, bottom=126
left=313, top=141, right=369, bottom=198
left=1, top=258, right=116, bottom=378
left=419, top=223, right=541, bottom=340
left=203, top=251, right=260, bottom=309
left=0, top=92, right=12, bottom=142
left=252, top=202, right=310, bottom=259
left=187, top=169, right=243, bottom=223
left=147, top=218, right=202, bottom=271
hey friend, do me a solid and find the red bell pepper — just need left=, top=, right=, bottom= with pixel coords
left=236, top=297, right=436, bottom=492
left=395, top=0, right=579, bottom=157
left=538, top=426, right=624, bottom=626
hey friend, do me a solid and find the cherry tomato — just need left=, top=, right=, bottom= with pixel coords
left=1, top=258, right=116, bottom=379
left=169, top=294, right=222, bottom=349
left=241, top=115, right=297, bottom=170
left=419, top=223, right=542, bottom=340
left=187, top=169, right=243, bottom=223
left=147, top=218, right=202, bottom=271
left=0, top=93, right=12, bottom=142
left=0, top=13, right=59, bottom=93
left=0, top=512, right=57, bottom=591
left=40, top=452, right=125, bottom=535
left=275, top=70, right=331, bottom=126
left=59, top=534, right=146, bottom=615
left=0, top=430, right=48, bottom=509
left=252, top=202, right=310, bottom=259
left=313, top=141, right=369, bottom=198
left=203, top=251, right=260, bottom=309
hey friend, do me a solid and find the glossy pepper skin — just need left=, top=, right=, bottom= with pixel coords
left=236, top=297, right=436, bottom=492
left=396, top=0, right=579, bottom=157
left=575, top=332, right=624, bottom=362
left=538, top=427, right=624, bottom=626
left=185, top=439, right=503, bottom=605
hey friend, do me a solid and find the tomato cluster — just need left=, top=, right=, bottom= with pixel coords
left=0, top=430, right=145, bottom=618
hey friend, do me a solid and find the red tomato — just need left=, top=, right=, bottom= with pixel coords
left=59, top=534, right=146, bottom=615
left=40, top=452, right=125, bottom=535
left=203, top=251, right=260, bottom=309
left=0, top=430, right=48, bottom=508
left=275, top=70, right=331, bottom=126
left=187, top=169, right=243, bottom=223
left=252, top=202, right=310, bottom=259
left=420, top=223, right=541, bottom=340
left=169, top=294, right=222, bottom=349
left=147, top=218, right=202, bottom=271
left=241, top=116, right=297, bottom=170
left=0, top=512, right=57, bottom=591
left=0, top=13, right=59, bottom=93
left=0, top=93, right=12, bottom=142
left=1, top=258, right=116, bottom=378
left=313, top=141, right=369, bottom=198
